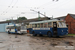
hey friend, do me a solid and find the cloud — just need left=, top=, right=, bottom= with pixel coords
left=0, top=0, right=75, bottom=21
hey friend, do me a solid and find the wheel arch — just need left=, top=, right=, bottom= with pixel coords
left=32, top=31, right=35, bottom=34
left=47, top=31, right=52, bottom=35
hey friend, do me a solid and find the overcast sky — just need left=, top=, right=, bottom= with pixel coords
left=0, top=0, right=75, bottom=21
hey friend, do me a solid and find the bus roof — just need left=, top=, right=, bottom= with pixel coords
left=29, top=19, right=62, bottom=24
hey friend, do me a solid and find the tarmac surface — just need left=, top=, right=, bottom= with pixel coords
left=0, top=33, right=75, bottom=50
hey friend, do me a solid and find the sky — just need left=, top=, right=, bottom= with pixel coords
left=0, top=0, right=75, bottom=21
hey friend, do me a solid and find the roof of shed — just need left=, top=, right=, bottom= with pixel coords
left=0, top=17, right=50, bottom=24
left=54, top=16, right=66, bottom=20
left=69, top=14, right=75, bottom=19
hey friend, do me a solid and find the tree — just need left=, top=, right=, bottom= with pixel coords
left=17, top=17, right=27, bottom=20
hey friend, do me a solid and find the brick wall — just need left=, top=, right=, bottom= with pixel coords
left=65, top=14, right=75, bottom=34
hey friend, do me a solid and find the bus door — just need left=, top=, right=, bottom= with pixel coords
left=53, top=22, right=57, bottom=36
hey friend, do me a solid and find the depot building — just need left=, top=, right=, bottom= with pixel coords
left=0, top=17, right=50, bottom=32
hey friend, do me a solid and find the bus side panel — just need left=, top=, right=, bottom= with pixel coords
left=10, top=29, right=15, bottom=33
left=10, top=32, right=16, bottom=34
left=57, top=28, right=68, bottom=36
left=28, top=28, right=33, bottom=34
left=33, top=30, right=49, bottom=35
left=29, top=28, right=53, bottom=35
left=50, top=28, right=53, bottom=36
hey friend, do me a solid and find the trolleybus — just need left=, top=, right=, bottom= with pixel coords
left=28, top=20, right=68, bottom=37
left=6, top=24, right=27, bottom=34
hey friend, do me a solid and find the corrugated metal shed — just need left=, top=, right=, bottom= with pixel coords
left=0, top=17, right=50, bottom=32
left=0, top=23, right=13, bottom=32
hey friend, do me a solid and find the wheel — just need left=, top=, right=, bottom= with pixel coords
left=47, top=32, right=52, bottom=37
left=39, top=34, right=43, bottom=36
left=21, top=33, right=24, bottom=35
left=19, top=33, right=23, bottom=35
left=56, top=36, right=60, bottom=38
left=32, top=32, right=37, bottom=36
left=8, top=31, right=10, bottom=34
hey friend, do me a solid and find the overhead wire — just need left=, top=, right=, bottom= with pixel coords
left=1, top=0, right=72, bottom=20
left=1, top=0, right=18, bottom=16
left=12, top=0, right=18, bottom=8
left=37, top=1, right=56, bottom=9
left=17, top=0, right=57, bottom=17
left=29, top=0, right=58, bottom=17
left=38, top=0, right=71, bottom=10
left=34, top=0, right=71, bottom=16
left=50, top=0, right=71, bottom=9
left=5, top=0, right=18, bottom=13
left=29, top=0, right=72, bottom=17
left=1, top=0, right=19, bottom=21
left=1, top=0, right=13, bottom=15
left=3, top=0, right=52, bottom=17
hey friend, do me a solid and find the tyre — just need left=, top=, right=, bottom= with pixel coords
left=21, top=33, right=23, bottom=35
left=39, top=34, right=43, bottom=36
left=32, top=32, right=37, bottom=36
left=47, top=32, right=52, bottom=37
left=8, top=31, right=10, bottom=34
left=56, top=36, right=60, bottom=38
left=19, top=33, right=23, bottom=35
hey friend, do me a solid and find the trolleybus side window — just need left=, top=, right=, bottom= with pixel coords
left=58, top=22, right=63, bottom=27
left=7, top=26, right=11, bottom=29
left=62, top=22, right=67, bottom=27
left=32, top=24, right=35, bottom=28
left=37, top=24, right=40, bottom=28
left=58, top=22, right=67, bottom=27
left=11, top=26, right=15, bottom=29
left=21, top=26, right=26, bottom=30
left=48, top=22, right=52, bottom=27
left=30, top=24, right=32, bottom=28
left=35, top=24, right=37, bottom=28
left=44, top=23, right=48, bottom=28
left=40, top=23, right=43, bottom=28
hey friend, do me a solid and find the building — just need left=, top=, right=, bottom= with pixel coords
left=22, top=17, right=50, bottom=24
left=0, top=17, right=50, bottom=32
left=54, top=16, right=66, bottom=20
left=55, top=14, right=75, bottom=34
left=0, top=21, right=13, bottom=32
left=65, top=14, right=75, bottom=34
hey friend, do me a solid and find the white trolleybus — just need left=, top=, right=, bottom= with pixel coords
left=6, top=24, right=27, bottom=34
left=28, top=20, right=68, bottom=37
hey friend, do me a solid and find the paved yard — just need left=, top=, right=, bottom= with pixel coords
left=0, top=33, right=75, bottom=50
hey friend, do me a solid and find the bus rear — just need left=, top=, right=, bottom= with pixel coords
left=6, top=24, right=27, bottom=34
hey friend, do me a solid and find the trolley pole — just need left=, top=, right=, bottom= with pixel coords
left=52, top=15, right=53, bottom=19
left=15, top=17, right=18, bottom=38
left=38, top=11, right=40, bottom=20
left=15, top=26, right=17, bottom=38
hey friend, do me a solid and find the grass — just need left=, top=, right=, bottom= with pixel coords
left=68, top=34, right=75, bottom=36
